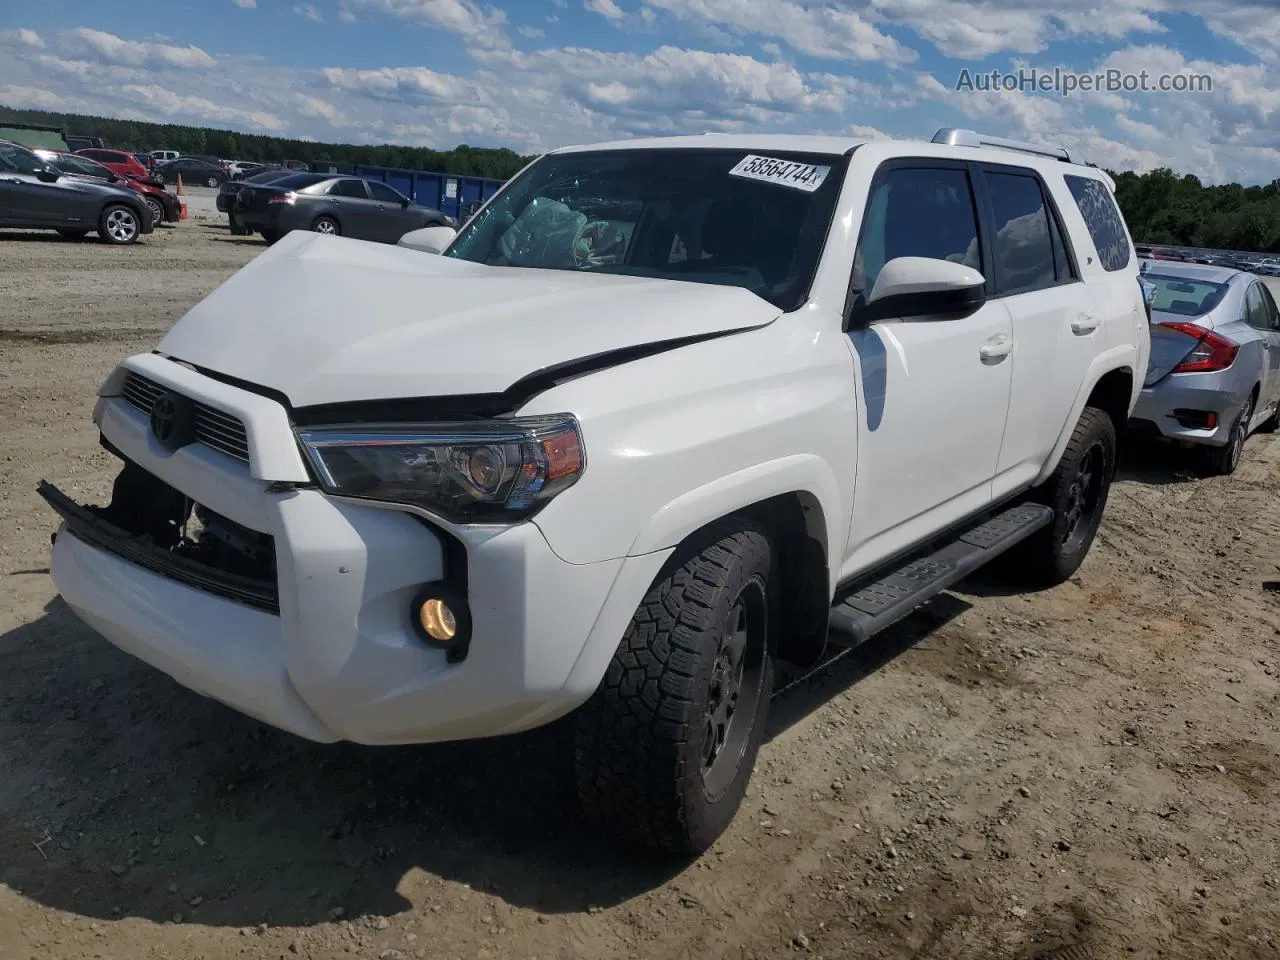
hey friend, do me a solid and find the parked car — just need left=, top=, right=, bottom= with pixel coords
left=153, top=157, right=228, bottom=188
left=64, top=135, right=107, bottom=152
left=1255, top=258, right=1280, bottom=277
left=75, top=148, right=150, bottom=180
left=148, top=149, right=179, bottom=164
left=216, top=167, right=298, bottom=234
left=233, top=173, right=453, bottom=244
left=0, top=139, right=153, bottom=243
left=34, top=149, right=180, bottom=226
left=39, top=127, right=1148, bottom=855
left=1130, top=260, right=1280, bottom=473
left=225, top=160, right=265, bottom=179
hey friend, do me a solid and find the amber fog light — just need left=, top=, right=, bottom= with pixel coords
left=411, top=583, right=472, bottom=661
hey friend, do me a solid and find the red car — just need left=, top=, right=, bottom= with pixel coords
left=37, top=149, right=181, bottom=226
left=75, top=147, right=150, bottom=180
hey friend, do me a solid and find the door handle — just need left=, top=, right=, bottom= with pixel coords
left=1071, top=313, right=1100, bottom=335
left=979, top=335, right=1013, bottom=362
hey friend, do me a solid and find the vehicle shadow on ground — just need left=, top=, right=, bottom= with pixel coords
left=0, top=231, right=100, bottom=244
left=0, top=594, right=950, bottom=928
left=1116, top=435, right=1203, bottom=486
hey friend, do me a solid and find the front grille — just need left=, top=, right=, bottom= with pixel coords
left=120, top=372, right=250, bottom=463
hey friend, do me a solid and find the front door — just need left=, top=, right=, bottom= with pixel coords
left=842, top=161, right=1014, bottom=578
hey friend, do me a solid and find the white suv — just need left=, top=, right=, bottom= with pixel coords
left=42, top=128, right=1150, bottom=854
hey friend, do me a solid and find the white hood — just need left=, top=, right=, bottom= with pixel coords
left=157, top=231, right=780, bottom=408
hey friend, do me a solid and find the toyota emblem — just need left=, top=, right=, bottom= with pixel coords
left=150, top=391, right=197, bottom=451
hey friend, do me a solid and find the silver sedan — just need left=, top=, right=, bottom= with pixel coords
left=1129, top=259, right=1280, bottom=474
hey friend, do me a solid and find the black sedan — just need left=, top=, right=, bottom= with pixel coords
left=153, top=156, right=229, bottom=188
left=217, top=167, right=297, bottom=234
left=0, top=139, right=153, bottom=244
left=232, top=173, right=454, bottom=244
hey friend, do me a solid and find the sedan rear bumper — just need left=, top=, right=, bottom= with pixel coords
left=1129, top=370, right=1252, bottom=447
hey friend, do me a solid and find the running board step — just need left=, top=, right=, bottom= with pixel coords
left=828, top=502, right=1053, bottom=647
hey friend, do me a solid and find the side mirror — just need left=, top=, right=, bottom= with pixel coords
left=36, top=166, right=61, bottom=183
left=853, top=256, right=986, bottom=324
left=397, top=224, right=457, bottom=255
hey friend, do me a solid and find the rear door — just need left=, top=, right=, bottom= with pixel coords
left=324, top=178, right=377, bottom=237
left=978, top=163, right=1092, bottom=496
left=1245, top=281, right=1280, bottom=412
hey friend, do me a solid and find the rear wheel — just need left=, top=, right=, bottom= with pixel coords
left=312, top=216, right=340, bottom=236
left=1009, top=407, right=1116, bottom=586
left=574, top=521, right=775, bottom=855
left=98, top=204, right=141, bottom=245
left=1204, top=394, right=1253, bottom=476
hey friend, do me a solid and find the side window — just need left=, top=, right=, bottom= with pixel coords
left=984, top=172, right=1056, bottom=294
left=853, top=166, right=981, bottom=296
left=328, top=179, right=369, bottom=199
left=368, top=181, right=406, bottom=203
left=1244, top=284, right=1270, bottom=330
left=1064, top=174, right=1132, bottom=272
left=1258, top=283, right=1280, bottom=331
left=0, top=143, right=43, bottom=174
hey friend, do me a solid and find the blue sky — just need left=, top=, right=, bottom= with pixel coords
left=1, top=1, right=1277, bottom=183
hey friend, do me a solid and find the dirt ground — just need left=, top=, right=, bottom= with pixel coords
left=1, top=222, right=1278, bottom=960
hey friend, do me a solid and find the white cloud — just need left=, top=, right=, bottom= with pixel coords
left=321, top=65, right=486, bottom=105
left=0, top=84, right=89, bottom=112
left=294, top=3, right=325, bottom=21
left=585, top=0, right=625, bottom=20
left=352, top=0, right=510, bottom=48
left=1, top=28, right=45, bottom=48
left=646, top=0, right=916, bottom=65
left=63, top=27, right=216, bottom=69
left=518, top=25, right=546, bottom=38
left=231, top=0, right=257, bottom=8
left=296, top=93, right=346, bottom=125
left=119, top=84, right=287, bottom=132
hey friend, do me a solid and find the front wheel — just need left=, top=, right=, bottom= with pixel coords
left=144, top=197, right=164, bottom=226
left=1203, top=394, right=1253, bottom=476
left=1010, top=406, right=1116, bottom=586
left=574, top=521, right=775, bottom=855
left=98, top=204, right=141, bottom=245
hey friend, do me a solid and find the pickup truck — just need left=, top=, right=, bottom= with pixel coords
left=42, top=127, right=1150, bottom=855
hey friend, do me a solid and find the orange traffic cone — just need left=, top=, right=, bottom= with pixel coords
left=176, top=173, right=189, bottom=220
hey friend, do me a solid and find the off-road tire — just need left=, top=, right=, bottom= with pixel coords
left=1203, top=394, right=1253, bottom=476
left=573, top=521, right=775, bottom=855
left=1011, top=406, right=1116, bottom=586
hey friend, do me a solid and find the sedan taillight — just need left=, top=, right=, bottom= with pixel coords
left=268, top=191, right=298, bottom=206
left=1159, top=322, right=1239, bottom=374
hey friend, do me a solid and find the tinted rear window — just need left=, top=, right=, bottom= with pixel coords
left=1064, top=174, right=1131, bottom=272
left=271, top=173, right=329, bottom=191
left=1143, top=273, right=1229, bottom=316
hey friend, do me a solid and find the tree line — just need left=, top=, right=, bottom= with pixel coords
left=4, top=104, right=1279, bottom=251
left=1112, top=168, right=1280, bottom=254
left=0, top=105, right=534, bottom=181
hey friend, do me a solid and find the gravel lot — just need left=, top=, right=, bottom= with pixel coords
left=2, top=222, right=1279, bottom=960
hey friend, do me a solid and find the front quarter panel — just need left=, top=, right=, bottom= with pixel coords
left=520, top=314, right=856, bottom=588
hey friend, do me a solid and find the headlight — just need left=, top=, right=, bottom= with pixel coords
left=296, top=416, right=585, bottom=523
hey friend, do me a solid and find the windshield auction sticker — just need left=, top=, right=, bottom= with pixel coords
left=728, top=155, right=831, bottom=192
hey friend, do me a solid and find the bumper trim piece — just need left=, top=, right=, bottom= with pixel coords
left=37, top=480, right=280, bottom=614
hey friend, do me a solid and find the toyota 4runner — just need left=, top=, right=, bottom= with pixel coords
left=41, top=127, right=1150, bottom=854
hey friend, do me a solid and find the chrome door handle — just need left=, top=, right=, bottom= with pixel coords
left=1071, top=313, right=1100, bottom=335
left=979, top=335, right=1013, bottom=362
